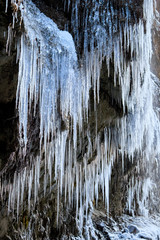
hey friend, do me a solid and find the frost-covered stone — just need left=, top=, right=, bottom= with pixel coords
left=128, top=225, right=139, bottom=234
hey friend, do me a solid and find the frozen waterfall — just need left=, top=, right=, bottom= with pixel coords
left=1, top=0, right=160, bottom=238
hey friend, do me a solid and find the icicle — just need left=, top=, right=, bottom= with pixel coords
left=6, top=24, right=13, bottom=56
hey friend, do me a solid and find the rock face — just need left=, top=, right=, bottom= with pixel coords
left=152, top=1, right=160, bottom=80
left=0, top=1, right=18, bottom=171
left=0, top=0, right=160, bottom=239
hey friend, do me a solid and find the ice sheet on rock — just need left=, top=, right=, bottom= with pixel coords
left=17, top=0, right=81, bottom=149
left=64, top=0, right=160, bottom=165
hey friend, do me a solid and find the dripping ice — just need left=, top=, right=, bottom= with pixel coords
left=1, top=0, right=160, bottom=236
left=16, top=0, right=81, bottom=149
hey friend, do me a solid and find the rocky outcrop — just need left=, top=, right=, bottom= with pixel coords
left=0, top=1, right=18, bottom=171
left=152, top=1, right=160, bottom=79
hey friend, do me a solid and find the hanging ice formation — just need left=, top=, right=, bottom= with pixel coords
left=1, top=0, right=160, bottom=234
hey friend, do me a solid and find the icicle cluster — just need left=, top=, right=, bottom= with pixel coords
left=1, top=0, right=160, bottom=236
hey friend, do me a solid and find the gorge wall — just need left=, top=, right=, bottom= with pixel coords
left=0, top=0, right=160, bottom=239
